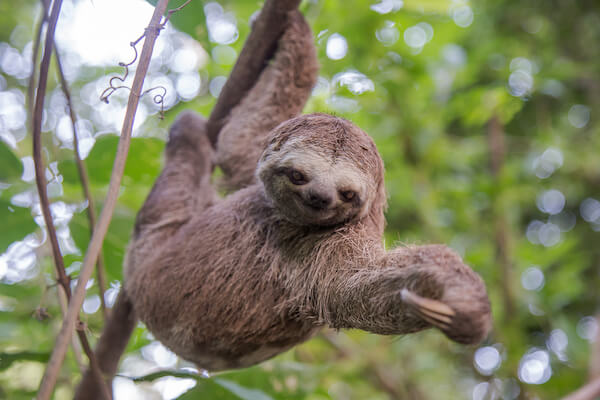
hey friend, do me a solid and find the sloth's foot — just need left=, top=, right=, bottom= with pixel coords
left=401, top=288, right=492, bottom=344
left=166, top=111, right=215, bottom=175
left=168, top=111, right=212, bottom=155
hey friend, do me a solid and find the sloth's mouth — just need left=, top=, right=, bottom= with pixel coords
left=294, top=192, right=332, bottom=212
left=306, top=202, right=327, bottom=211
left=291, top=192, right=336, bottom=218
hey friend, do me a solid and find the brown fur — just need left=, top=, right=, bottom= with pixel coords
left=216, top=10, right=319, bottom=191
left=125, top=112, right=491, bottom=371
left=75, top=10, right=491, bottom=399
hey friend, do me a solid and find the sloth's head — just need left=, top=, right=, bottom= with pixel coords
left=257, top=114, right=386, bottom=227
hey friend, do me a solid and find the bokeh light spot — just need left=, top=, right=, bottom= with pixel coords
left=567, top=104, right=590, bottom=128
left=546, top=329, right=568, bottom=359
left=376, top=21, right=399, bottom=46
left=83, top=294, right=101, bottom=314
left=404, top=25, right=427, bottom=49
left=370, top=0, right=404, bottom=14
left=474, top=346, right=501, bottom=375
left=141, top=341, right=178, bottom=368
left=580, top=198, right=600, bottom=223
left=326, top=33, right=348, bottom=60
left=521, top=266, right=544, bottom=291
left=332, top=70, right=374, bottom=95
left=176, top=73, right=201, bottom=100
left=532, top=147, right=563, bottom=178
left=205, top=2, right=239, bottom=45
left=518, top=349, right=552, bottom=385
left=536, top=189, right=565, bottom=215
left=577, top=316, right=599, bottom=342
left=452, top=5, right=474, bottom=28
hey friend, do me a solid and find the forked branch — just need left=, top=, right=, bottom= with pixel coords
left=30, top=0, right=110, bottom=399
left=54, top=44, right=109, bottom=318
left=36, top=1, right=171, bottom=399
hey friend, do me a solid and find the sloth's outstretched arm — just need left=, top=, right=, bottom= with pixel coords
left=74, top=113, right=216, bottom=400
left=314, top=245, right=492, bottom=344
left=216, top=10, right=318, bottom=191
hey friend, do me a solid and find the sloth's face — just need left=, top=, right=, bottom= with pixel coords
left=258, top=147, right=373, bottom=227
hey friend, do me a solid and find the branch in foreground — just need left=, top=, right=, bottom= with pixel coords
left=31, top=2, right=68, bottom=295
left=56, top=286, right=84, bottom=372
left=36, top=1, right=171, bottom=398
left=206, top=0, right=302, bottom=145
left=54, top=43, right=108, bottom=318
left=562, top=378, right=600, bottom=400
left=29, top=0, right=108, bottom=390
left=26, top=1, right=47, bottom=119
left=30, top=0, right=111, bottom=399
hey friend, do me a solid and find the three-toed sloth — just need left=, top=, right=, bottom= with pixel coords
left=76, top=9, right=491, bottom=398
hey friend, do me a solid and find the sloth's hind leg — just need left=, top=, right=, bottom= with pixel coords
left=216, top=10, right=319, bottom=191
left=129, top=111, right=217, bottom=266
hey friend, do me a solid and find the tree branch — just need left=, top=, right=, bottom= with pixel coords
left=487, top=115, right=515, bottom=319
left=26, top=0, right=49, bottom=119
left=206, top=0, right=302, bottom=146
left=54, top=43, right=108, bottom=318
left=30, top=1, right=112, bottom=399
left=32, top=2, right=69, bottom=295
left=562, top=378, right=600, bottom=400
left=36, top=1, right=171, bottom=398
left=56, top=285, right=85, bottom=372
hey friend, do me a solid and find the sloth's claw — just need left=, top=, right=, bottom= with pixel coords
left=401, top=289, right=455, bottom=330
left=419, top=314, right=451, bottom=331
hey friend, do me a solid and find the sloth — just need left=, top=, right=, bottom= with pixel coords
left=76, top=10, right=491, bottom=398
left=123, top=111, right=492, bottom=372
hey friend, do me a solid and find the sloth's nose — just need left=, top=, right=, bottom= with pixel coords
left=306, top=191, right=333, bottom=210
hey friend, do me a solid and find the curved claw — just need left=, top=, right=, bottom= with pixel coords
left=401, top=289, right=455, bottom=331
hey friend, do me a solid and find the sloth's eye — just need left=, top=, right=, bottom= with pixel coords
left=340, top=190, right=357, bottom=202
left=288, top=170, right=307, bottom=185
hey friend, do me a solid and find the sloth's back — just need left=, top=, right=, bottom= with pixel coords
left=124, top=185, right=318, bottom=371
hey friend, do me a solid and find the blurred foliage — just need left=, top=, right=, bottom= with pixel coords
left=0, top=0, right=599, bottom=399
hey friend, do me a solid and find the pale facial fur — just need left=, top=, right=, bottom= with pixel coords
left=258, top=143, right=373, bottom=226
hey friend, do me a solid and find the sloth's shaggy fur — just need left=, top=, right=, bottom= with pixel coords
left=125, top=112, right=491, bottom=371
left=76, top=9, right=491, bottom=398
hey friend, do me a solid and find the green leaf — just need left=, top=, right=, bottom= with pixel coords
left=60, top=136, right=165, bottom=186
left=0, top=200, right=37, bottom=253
left=0, top=141, right=22, bottom=181
left=69, top=208, right=135, bottom=282
left=403, top=0, right=451, bottom=14
left=145, top=0, right=206, bottom=40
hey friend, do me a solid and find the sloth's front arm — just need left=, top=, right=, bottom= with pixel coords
left=311, top=244, right=492, bottom=344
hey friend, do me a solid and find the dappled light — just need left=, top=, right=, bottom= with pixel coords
left=521, top=266, right=545, bottom=291
left=473, top=346, right=502, bottom=376
left=0, top=0, right=599, bottom=399
left=518, top=348, right=552, bottom=385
